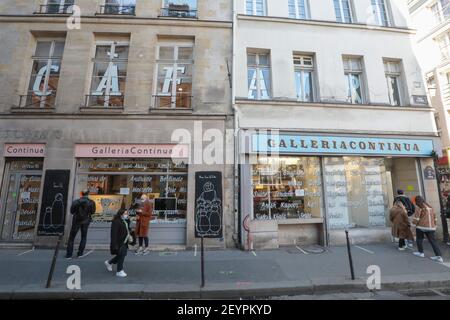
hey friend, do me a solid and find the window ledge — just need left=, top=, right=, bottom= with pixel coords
left=79, top=106, right=124, bottom=113
left=10, top=107, right=56, bottom=113
left=149, top=108, right=194, bottom=114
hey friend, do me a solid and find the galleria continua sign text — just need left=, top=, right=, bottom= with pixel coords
left=252, top=134, right=434, bottom=157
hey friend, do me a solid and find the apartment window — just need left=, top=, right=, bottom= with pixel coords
left=384, top=60, right=403, bottom=106
left=87, top=42, right=129, bottom=108
left=39, top=0, right=74, bottom=14
left=246, top=0, right=266, bottom=16
left=343, top=57, right=365, bottom=104
left=154, top=44, right=193, bottom=109
left=334, top=0, right=353, bottom=23
left=161, top=0, right=198, bottom=18
left=294, top=55, right=314, bottom=102
left=100, top=0, right=136, bottom=15
left=288, top=0, right=309, bottom=19
left=247, top=52, right=271, bottom=100
left=438, top=32, right=450, bottom=60
left=371, top=0, right=389, bottom=26
left=431, top=0, right=450, bottom=24
left=22, top=40, right=65, bottom=108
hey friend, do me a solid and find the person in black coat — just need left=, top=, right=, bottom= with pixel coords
left=104, top=209, right=133, bottom=277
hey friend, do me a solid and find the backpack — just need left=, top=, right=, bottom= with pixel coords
left=71, top=198, right=92, bottom=222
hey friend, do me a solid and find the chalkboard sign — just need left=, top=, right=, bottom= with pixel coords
left=195, top=171, right=223, bottom=238
left=37, top=170, right=71, bottom=236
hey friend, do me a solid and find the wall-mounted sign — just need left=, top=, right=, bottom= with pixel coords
left=252, top=134, right=434, bottom=157
left=75, top=144, right=189, bottom=159
left=4, top=143, right=46, bottom=157
left=413, top=95, right=428, bottom=105
left=424, top=166, right=436, bottom=180
left=195, top=171, right=223, bottom=239
left=37, top=170, right=70, bottom=236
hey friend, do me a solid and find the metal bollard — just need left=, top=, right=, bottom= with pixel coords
left=46, top=234, right=63, bottom=288
left=345, top=229, right=355, bottom=281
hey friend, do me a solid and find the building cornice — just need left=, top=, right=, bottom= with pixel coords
left=0, top=15, right=232, bottom=29
left=237, top=14, right=416, bottom=34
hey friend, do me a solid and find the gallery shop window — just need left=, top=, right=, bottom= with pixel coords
left=252, top=156, right=323, bottom=220
left=334, top=0, right=353, bottom=23
left=246, top=0, right=266, bottom=16
left=87, top=41, right=129, bottom=108
left=324, top=157, right=389, bottom=230
left=294, top=54, right=315, bottom=102
left=247, top=51, right=271, bottom=100
left=101, top=0, right=136, bottom=15
left=39, top=0, right=74, bottom=14
left=431, top=0, right=450, bottom=25
left=154, top=43, right=193, bottom=109
left=75, top=159, right=188, bottom=224
left=161, top=0, right=198, bottom=18
left=1, top=159, right=43, bottom=241
left=23, top=39, right=65, bottom=109
left=384, top=60, right=403, bottom=106
left=437, top=32, right=450, bottom=60
left=288, top=0, right=310, bottom=20
left=343, top=57, right=365, bottom=104
left=371, top=0, right=390, bottom=26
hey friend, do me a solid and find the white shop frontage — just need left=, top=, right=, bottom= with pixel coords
left=240, top=132, right=440, bottom=249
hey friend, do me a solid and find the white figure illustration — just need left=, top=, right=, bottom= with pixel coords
left=196, top=181, right=222, bottom=236
left=51, top=193, right=65, bottom=228
left=42, top=207, right=52, bottom=229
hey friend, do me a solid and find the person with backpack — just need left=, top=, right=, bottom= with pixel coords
left=393, top=189, right=415, bottom=247
left=65, top=190, right=96, bottom=259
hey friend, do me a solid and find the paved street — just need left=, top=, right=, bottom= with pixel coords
left=2, top=241, right=450, bottom=299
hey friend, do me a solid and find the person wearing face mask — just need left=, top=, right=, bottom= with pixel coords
left=105, top=208, right=133, bottom=277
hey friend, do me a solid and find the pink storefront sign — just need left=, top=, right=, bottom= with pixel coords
left=74, top=144, right=189, bottom=159
left=4, top=143, right=46, bottom=157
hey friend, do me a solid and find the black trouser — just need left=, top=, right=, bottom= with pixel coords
left=138, top=237, right=149, bottom=247
left=416, top=229, right=442, bottom=256
left=399, top=238, right=405, bottom=248
left=109, top=244, right=128, bottom=272
left=66, top=219, right=90, bottom=257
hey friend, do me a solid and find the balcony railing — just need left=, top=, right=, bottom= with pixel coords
left=153, top=93, right=192, bottom=109
left=18, top=94, right=56, bottom=109
left=98, top=5, right=136, bottom=15
left=159, top=7, right=198, bottom=18
left=35, top=4, right=73, bottom=14
left=84, top=95, right=124, bottom=108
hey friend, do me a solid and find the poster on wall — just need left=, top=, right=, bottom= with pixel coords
left=37, top=170, right=71, bottom=236
left=195, top=171, right=223, bottom=238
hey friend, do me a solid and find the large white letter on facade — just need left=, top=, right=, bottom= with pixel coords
left=162, top=66, right=186, bottom=94
left=33, top=65, right=59, bottom=96
left=92, top=63, right=121, bottom=96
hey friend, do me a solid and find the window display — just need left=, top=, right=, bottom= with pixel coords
left=75, top=159, right=188, bottom=224
left=252, top=156, right=323, bottom=220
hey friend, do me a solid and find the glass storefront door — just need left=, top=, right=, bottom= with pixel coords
left=0, top=159, right=43, bottom=242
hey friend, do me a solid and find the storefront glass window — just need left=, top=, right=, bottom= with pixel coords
left=75, top=159, right=188, bottom=224
left=324, top=157, right=389, bottom=229
left=252, top=156, right=323, bottom=220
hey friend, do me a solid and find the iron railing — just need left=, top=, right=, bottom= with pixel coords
left=35, top=4, right=74, bottom=14
left=152, top=93, right=192, bottom=109
left=159, top=7, right=198, bottom=18
left=18, top=94, right=56, bottom=109
left=98, top=4, right=136, bottom=15
left=84, top=94, right=125, bottom=108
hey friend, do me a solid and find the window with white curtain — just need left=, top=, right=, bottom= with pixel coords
left=288, top=0, right=309, bottom=19
left=343, top=57, right=365, bottom=104
left=384, top=60, right=403, bottom=106
left=334, top=0, right=353, bottom=23
left=246, top=0, right=266, bottom=16
left=371, top=0, right=390, bottom=26
left=247, top=52, right=271, bottom=100
left=294, top=55, right=315, bottom=102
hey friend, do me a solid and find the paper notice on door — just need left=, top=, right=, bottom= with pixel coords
left=20, top=192, right=31, bottom=200
left=119, top=188, right=130, bottom=195
left=295, top=189, right=305, bottom=197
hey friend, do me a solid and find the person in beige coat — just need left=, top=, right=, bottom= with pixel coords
left=389, top=201, right=414, bottom=251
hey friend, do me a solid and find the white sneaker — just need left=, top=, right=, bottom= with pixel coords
left=135, top=248, right=143, bottom=255
left=446, top=242, right=450, bottom=246
left=116, top=270, right=127, bottom=277
left=143, top=248, right=150, bottom=255
left=413, top=252, right=425, bottom=258
left=431, top=256, right=444, bottom=263
left=398, top=247, right=406, bottom=251
left=104, top=260, right=113, bottom=272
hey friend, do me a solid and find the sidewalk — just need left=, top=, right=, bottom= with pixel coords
left=1, top=242, right=450, bottom=299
